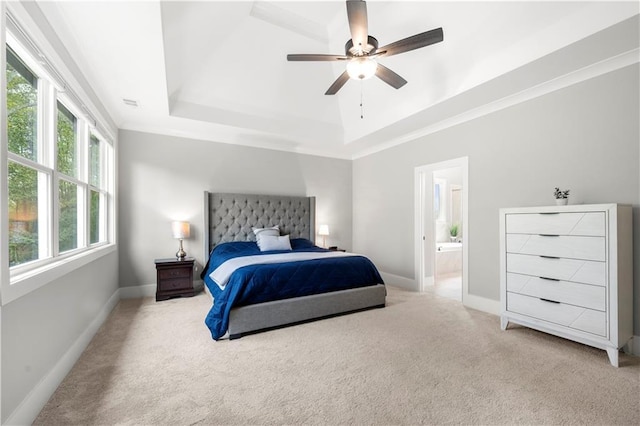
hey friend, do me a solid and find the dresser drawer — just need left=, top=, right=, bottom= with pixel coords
left=506, top=212, right=605, bottom=236
left=507, top=292, right=606, bottom=336
left=506, top=253, right=606, bottom=286
left=506, top=234, right=605, bottom=261
left=506, top=273, right=605, bottom=311
left=158, top=267, right=191, bottom=280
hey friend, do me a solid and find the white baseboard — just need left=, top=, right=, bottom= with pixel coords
left=630, top=335, right=640, bottom=356
left=119, top=283, right=156, bottom=299
left=379, top=271, right=417, bottom=291
left=463, top=293, right=500, bottom=316
left=119, top=280, right=204, bottom=299
left=6, top=288, right=120, bottom=426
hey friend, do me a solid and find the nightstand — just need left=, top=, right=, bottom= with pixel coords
left=328, top=246, right=346, bottom=252
left=154, top=257, right=197, bottom=301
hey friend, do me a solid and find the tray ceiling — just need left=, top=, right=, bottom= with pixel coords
left=36, top=1, right=639, bottom=159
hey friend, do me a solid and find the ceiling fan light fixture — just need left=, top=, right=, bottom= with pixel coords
left=346, top=57, right=377, bottom=80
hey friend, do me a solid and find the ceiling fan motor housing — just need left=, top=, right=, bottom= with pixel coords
left=345, top=35, right=378, bottom=56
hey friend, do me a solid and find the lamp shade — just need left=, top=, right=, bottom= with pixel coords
left=318, top=224, right=330, bottom=236
left=346, top=57, right=377, bottom=80
left=171, top=221, right=190, bottom=239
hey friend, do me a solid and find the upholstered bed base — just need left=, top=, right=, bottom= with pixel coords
left=228, top=284, right=386, bottom=339
left=204, top=191, right=385, bottom=339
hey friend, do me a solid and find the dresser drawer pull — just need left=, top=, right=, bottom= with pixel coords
left=539, top=298, right=560, bottom=304
left=538, top=234, right=560, bottom=237
left=539, top=255, right=560, bottom=259
left=539, top=276, right=560, bottom=281
left=539, top=212, right=560, bottom=215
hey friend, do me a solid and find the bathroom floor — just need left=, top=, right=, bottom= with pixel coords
left=430, top=272, right=462, bottom=301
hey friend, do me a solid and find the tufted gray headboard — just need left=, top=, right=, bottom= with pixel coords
left=203, top=192, right=316, bottom=255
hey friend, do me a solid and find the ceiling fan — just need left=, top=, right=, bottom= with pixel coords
left=287, top=0, right=444, bottom=95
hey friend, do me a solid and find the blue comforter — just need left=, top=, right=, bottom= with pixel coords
left=202, top=239, right=383, bottom=339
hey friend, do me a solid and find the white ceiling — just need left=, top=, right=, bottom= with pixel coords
left=37, top=1, right=639, bottom=159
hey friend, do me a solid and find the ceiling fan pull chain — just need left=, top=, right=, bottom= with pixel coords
left=360, top=80, right=364, bottom=119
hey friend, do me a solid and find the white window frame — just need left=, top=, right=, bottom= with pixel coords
left=2, top=13, right=116, bottom=305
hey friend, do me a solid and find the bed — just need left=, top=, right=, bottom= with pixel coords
left=201, top=192, right=386, bottom=340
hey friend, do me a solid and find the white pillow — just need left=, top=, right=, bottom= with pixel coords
left=252, top=225, right=280, bottom=249
left=258, top=234, right=292, bottom=252
left=252, top=225, right=279, bottom=239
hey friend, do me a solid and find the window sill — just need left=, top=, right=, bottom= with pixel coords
left=3, top=244, right=117, bottom=305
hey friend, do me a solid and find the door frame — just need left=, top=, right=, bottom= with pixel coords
left=414, top=156, right=469, bottom=302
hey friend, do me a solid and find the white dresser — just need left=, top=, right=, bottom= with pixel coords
left=499, top=204, right=633, bottom=366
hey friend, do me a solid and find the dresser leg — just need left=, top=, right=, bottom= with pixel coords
left=500, top=316, right=509, bottom=331
left=605, top=347, right=619, bottom=367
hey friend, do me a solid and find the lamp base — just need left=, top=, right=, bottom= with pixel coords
left=176, top=239, right=186, bottom=260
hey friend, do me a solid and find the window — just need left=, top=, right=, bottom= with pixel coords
left=5, top=40, right=114, bottom=276
left=88, top=134, right=107, bottom=245
left=57, top=101, right=78, bottom=177
left=6, top=47, right=37, bottom=161
left=7, top=47, right=44, bottom=267
left=7, top=162, right=41, bottom=266
left=56, top=101, right=80, bottom=253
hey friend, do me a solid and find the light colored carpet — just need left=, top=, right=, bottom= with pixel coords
left=35, top=286, right=639, bottom=425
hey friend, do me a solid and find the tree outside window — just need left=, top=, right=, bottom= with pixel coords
left=6, top=43, right=112, bottom=270
left=7, top=47, right=39, bottom=266
left=57, top=101, right=79, bottom=252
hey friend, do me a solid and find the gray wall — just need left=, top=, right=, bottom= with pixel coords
left=353, top=64, right=640, bottom=331
left=1, top=252, right=119, bottom=422
left=118, top=130, right=353, bottom=289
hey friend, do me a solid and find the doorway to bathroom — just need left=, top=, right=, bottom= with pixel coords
left=433, top=168, right=463, bottom=300
left=414, top=157, right=468, bottom=303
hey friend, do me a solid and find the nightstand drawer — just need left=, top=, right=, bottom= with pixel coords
left=159, top=278, right=191, bottom=291
left=506, top=212, right=605, bottom=236
left=158, top=267, right=191, bottom=280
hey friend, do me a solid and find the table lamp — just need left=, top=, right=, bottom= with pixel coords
left=318, top=224, right=329, bottom=248
left=171, top=221, right=190, bottom=259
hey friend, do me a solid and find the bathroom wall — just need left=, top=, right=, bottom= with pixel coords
left=434, top=167, right=463, bottom=242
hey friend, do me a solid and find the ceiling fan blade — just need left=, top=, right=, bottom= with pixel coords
left=346, top=0, right=368, bottom=54
left=287, top=54, right=349, bottom=61
left=375, top=64, right=407, bottom=89
left=325, top=71, right=350, bottom=95
left=378, top=27, right=443, bottom=58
